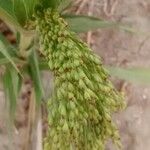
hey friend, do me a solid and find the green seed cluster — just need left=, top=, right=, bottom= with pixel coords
left=35, top=8, right=126, bottom=150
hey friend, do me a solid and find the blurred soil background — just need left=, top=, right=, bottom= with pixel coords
left=1, top=0, right=150, bottom=150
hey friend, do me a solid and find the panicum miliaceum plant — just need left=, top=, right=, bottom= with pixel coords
left=0, top=0, right=126, bottom=149
left=35, top=8, right=126, bottom=150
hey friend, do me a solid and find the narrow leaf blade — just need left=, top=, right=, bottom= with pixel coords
left=28, top=49, right=44, bottom=105
left=12, top=0, right=28, bottom=26
left=0, top=0, right=21, bottom=31
left=3, top=65, right=20, bottom=118
left=108, top=66, right=150, bottom=84
left=39, top=0, right=63, bottom=9
left=22, top=0, right=39, bottom=19
left=0, top=39, right=20, bottom=73
left=64, top=15, right=118, bottom=33
left=58, top=0, right=72, bottom=12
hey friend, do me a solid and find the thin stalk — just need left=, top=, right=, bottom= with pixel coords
left=0, top=57, right=26, bottom=65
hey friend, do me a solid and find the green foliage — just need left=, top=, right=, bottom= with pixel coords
left=0, top=34, right=20, bottom=73
left=3, top=65, right=21, bottom=118
left=0, top=0, right=14, bottom=17
left=58, top=0, right=72, bottom=12
left=13, top=0, right=28, bottom=25
left=23, top=0, right=39, bottom=19
left=12, top=0, right=39, bottom=26
left=65, top=15, right=118, bottom=33
left=39, top=0, right=60, bottom=9
left=28, top=49, right=44, bottom=105
left=0, top=0, right=23, bottom=31
left=108, top=66, right=150, bottom=84
left=39, top=0, right=68, bottom=9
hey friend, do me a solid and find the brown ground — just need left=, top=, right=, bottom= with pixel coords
left=1, top=0, right=150, bottom=150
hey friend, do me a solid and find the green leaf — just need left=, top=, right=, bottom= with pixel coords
left=0, top=0, right=14, bottom=17
left=0, top=33, right=18, bottom=52
left=0, top=57, right=12, bottom=65
left=0, top=34, right=25, bottom=66
left=58, top=0, right=72, bottom=12
left=64, top=15, right=141, bottom=34
left=12, top=0, right=28, bottom=26
left=39, top=0, right=63, bottom=9
left=0, top=37, right=20, bottom=73
left=108, top=66, right=150, bottom=85
left=17, top=74, right=22, bottom=94
left=0, top=0, right=22, bottom=31
left=28, top=49, right=44, bottom=105
left=0, top=33, right=11, bottom=46
left=3, top=65, right=20, bottom=118
left=23, top=0, right=39, bottom=19
left=64, top=15, right=118, bottom=33
left=119, top=25, right=146, bottom=35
